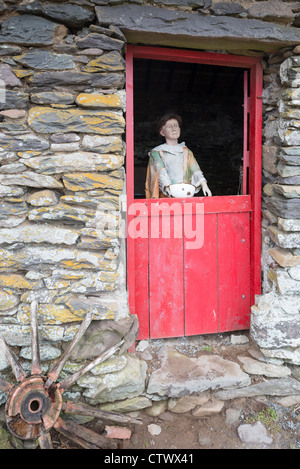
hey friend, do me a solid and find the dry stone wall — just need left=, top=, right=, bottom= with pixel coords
left=0, top=0, right=299, bottom=408
left=0, top=1, right=141, bottom=406
left=251, top=48, right=300, bottom=366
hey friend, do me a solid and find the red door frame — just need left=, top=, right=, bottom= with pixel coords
left=126, top=45, right=263, bottom=321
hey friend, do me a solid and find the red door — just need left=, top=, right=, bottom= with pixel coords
left=126, top=46, right=262, bottom=340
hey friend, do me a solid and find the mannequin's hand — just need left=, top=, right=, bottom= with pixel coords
left=201, top=182, right=212, bottom=197
left=165, top=185, right=173, bottom=197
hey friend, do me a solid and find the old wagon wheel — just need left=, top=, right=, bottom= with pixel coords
left=0, top=301, right=141, bottom=449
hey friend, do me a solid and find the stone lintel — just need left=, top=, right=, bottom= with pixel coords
left=96, top=5, right=300, bottom=52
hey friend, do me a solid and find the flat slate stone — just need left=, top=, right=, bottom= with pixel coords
left=75, top=93, right=123, bottom=109
left=215, top=377, right=300, bottom=400
left=28, top=106, right=125, bottom=134
left=95, top=4, right=300, bottom=52
left=0, top=45, right=22, bottom=56
left=268, top=225, right=300, bottom=248
left=83, top=51, right=125, bottom=72
left=238, top=356, right=291, bottom=378
left=76, top=33, right=124, bottom=51
left=0, top=224, right=79, bottom=245
left=63, top=172, right=124, bottom=192
left=0, top=90, right=29, bottom=110
left=0, top=15, right=66, bottom=46
left=14, top=50, right=75, bottom=70
left=0, top=64, right=22, bottom=88
left=82, top=135, right=123, bottom=154
left=30, top=91, right=75, bottom=105
left=83, top=355, right=147, bottom=404
left=27, top=189, right=58, bottom=207
left=28, top=203, right=95, bottom=224
left=264, top=193, right=300, bottom=219
left=0, top=289, right=19, bottom=312
left=247, top=0, right=295, bottom=26
left=210, top=2, right=246, bottom=16
left=251, top=291, right=300, bottom=350
left=0, top=132, right=49, bottom=152
left=42, top=3, right=95, bottom=29
left=153, top=0, right=210, bottom=7
left=21, top=152, right=124, bottom=173
left=0, top=246, right=110, bottom=271
left=28, top=70, right=125, bottom=89
left=0, top=172, right=63, bottom=189
left=279, top=154, right=300, bottom=166
left=0, top=200, right=28, bottom=218
left=146, top=348, right=250, bottom=398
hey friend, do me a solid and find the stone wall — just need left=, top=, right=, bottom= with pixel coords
left=0, top=1, right=140, bottom=406
left=0, top=0, right=299, bottom=409
left=251, top=49, right=300, bottom=366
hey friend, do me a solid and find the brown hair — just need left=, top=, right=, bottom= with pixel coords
left=157, top=113, right=182, bottom=135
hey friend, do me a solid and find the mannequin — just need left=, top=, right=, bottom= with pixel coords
left=145, top=113, right=212, bottom=199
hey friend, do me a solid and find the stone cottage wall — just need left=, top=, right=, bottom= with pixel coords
left=251, top=49, right=300, bottom=366
left=0, top=1, right=144, bottom=407
left=0, top=0, right=299, bottom=410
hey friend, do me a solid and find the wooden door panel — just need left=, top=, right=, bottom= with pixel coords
left=148, top=214, right=184, bottom=338
left=134, top=230, right=149, bottom=340
left=218, top=212, right=251, bottom=332
left=184, top=213, right=218, bottom=335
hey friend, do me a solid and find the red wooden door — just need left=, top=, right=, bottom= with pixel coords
left=131, top=196, right=251, bottom=339
left=126, top=46, right=262, bottom=340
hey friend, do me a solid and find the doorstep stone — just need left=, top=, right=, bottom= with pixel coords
left=146, top=348, right=250, bottom=398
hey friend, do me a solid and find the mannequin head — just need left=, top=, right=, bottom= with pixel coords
left=157, top=114, right=182, bottom=145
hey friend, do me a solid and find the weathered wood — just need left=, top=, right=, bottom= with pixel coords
left=38, top=431, right=53, bottom=449
left=45, top=311, right=93, bottom=388
left=0, top=376, right=13, bottom=394
left=118, top=313, right=139, bottom=354
left=30, top=301, right=41, bottom=375
left=54, top=417, right=101, bottom=449
left=62, top=401, right=142, bottom=426
left=58, top=341, right=124, bottom=393
left=0, top=336, right=27, bottom=382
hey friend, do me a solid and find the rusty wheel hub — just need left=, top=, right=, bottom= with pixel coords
left=6, top=376, right=62, bottom=441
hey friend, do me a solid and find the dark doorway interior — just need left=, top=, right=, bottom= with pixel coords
left=133, top=58, right=246, bottom=198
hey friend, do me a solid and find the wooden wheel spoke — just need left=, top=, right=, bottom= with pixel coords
left=45, top=311, right=93, bottom=389
left=30, top=301, right=41, bottom=375
left=54, top=417, right=116, bottom=449
left=0, top=336, right=26, bottom=382
left=58, top=340, right=124, bottom=393
left=0, top=376, right=13, bottom=394
left=38, top=431, right=53, bottom=449
left=62, top=400, right=142, bottom=426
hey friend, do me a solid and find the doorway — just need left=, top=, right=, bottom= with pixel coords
left=133, top=59, right=245, bottom=198
left=126, top=46, right=262, bottom=340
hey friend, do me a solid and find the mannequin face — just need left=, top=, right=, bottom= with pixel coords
left=159, top=119, right=181, bottom=144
